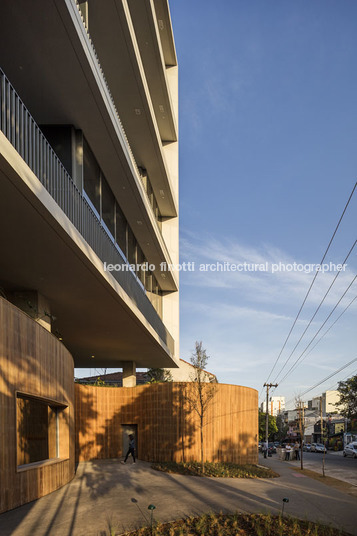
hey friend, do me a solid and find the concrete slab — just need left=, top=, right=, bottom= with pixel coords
left=0, top=457, right=356, bottom=536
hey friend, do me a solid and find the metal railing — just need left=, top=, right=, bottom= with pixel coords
left=0, top=68, right=173, bottom=353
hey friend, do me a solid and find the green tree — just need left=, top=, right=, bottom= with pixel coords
left=184, top=341, right=217, bottom=473
left=258, top=411, right=278, bottom=441
left=275, top=413, right=289, bottom=442
left=146, top=368, right=173, bottom=383
left=336, top=375, right=357, bottom=418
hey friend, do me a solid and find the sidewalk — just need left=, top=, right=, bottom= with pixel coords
left=0, top=457, right=356, bottom=536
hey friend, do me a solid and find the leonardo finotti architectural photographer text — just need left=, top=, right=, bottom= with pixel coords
left=103, top=261, right=347, bottom=274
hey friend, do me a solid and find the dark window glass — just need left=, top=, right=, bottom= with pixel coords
left=101, top=176, right=115, bottom=237
left=17, top=396, right=58, bottom=465
left=137, top=246, right=146, bottom=286
left=127, top=227, right=136, bottom=268
left=83, top=138, right=100, bottom=214
left=115, top=202, right=127, bottom=256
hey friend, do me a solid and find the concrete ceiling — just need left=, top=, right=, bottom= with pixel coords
left=0, top=0, right=178, bottom=291
left=0, top=140, right=177, bottom=369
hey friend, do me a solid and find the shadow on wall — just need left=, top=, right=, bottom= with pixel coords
left=75, top=383, right=258, bottom=466
left=0, top=297, right=75, bottom=516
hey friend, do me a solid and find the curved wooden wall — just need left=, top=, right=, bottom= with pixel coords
left=0, top=298, right=75, bottom=514
left=75, top=382, right=258, bottom=464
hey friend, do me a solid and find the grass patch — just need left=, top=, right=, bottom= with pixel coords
left=151, top=461, right=279, bottom=478
left=121, top=512, right=351, bottom=535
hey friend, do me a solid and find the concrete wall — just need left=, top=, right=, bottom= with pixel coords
left=0, top=298, right=75, bottom=514
left=75, top=382, right=258, bottom=465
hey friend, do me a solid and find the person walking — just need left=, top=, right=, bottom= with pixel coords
left=294, top=441, right=300, bottom=460
left=262, top=441, right=268, bottom=459
left=123, top=434, right=136, bottom=463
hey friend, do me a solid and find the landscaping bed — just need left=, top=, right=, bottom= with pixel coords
left=122, top=512, right=350, bottom=535
left=151, top=461, right=279, bottom=478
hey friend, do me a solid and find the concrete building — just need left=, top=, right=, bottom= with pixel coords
left=0, top=1, right=259, bottom=516
left=0, top=0, right=179, bottom=382
left=0, top=0, right=179, bottom=512
left=261, top=396, right=285, bottom=416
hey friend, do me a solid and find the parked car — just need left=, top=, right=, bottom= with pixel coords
left=311, top=443, right=326, bottom=453
left=343, top=443, right=357, bottom=458
left=303, top=443, right=311, bottom=452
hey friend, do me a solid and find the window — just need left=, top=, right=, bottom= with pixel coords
left=101, top=176, right=115, bottom=237
left=115, top=202, right=127, bottom=256
left=127, top=227, right=137, bottom=268
left=83, top=138, right=100, bottom=214
left=17, top=394, right=68, bottom=467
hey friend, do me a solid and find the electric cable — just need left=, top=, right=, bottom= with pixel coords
left=276, top=274, right=357, bottom=387
left=263, top=181, right=357, bottom=390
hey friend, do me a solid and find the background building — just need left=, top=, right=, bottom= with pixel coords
left=261, top=396, right=285, bottom=416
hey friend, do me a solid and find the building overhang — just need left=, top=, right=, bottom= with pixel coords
left=0, top=0, right=178, bottom=292
left=0, top=132, right=178, bottom=369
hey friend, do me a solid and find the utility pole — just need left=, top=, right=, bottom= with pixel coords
left=297, top=399, right=304, bottom=470
left=320, top=396, right=326, bottom=477
left=263, top=383, right=278, bottom=445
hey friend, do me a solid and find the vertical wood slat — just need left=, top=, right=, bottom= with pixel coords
left=75, top=382, right=258, bottom=465
left=0, top=298, right=75, bottom=514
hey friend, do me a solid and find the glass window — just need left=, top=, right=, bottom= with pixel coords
left=17, top=395, right=58, bottom=465
left=101, top=176, right=115, bottom=237
left=83, top=138, right=100, bottom=214
left=127, top=227, right=136, bottom=268
left=115, top=202, right=127, bottom=257
left=137, top=246, right=146, bottom=287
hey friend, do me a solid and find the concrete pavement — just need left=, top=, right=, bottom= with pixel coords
left=0, top=456, right=356, bottom=536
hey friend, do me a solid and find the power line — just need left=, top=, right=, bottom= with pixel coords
left=263, top=181, right=357, bottom=388
left=281, top=293, right=357, bottom=379
left=271, top=241, right=356, bottom=384
left=276, top=274, right=357, bottom=387
left=285, top=356, right=357, bottom=406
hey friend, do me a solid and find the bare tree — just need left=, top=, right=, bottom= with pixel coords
left=183, top=341, right=217, bottom=473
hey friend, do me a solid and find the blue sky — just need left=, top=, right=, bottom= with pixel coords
left=170, top=0, right=357, bottom=407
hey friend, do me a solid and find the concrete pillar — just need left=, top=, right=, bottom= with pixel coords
left=9, top=290, right=52, bottom=332
left=122, top=361, right=136, bottom=387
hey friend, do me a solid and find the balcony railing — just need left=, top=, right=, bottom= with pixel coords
left=0, top=68, right=173, bottom=354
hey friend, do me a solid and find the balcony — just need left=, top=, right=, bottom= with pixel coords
left=0, top=68, right=175, bottom=364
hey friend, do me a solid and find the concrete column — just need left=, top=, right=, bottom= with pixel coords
left=9, top=290, right=52, bottom=332
left=122, top=361, right=136, bottom=387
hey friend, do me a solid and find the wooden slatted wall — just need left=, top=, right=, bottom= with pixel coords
left=75, top=382, right=258, bottom=464
left=0, top=298, right=75, bottom=514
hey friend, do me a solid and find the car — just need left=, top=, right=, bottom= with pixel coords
left=303, top=443, right=311, bottom=452
left=311, top=443, right=326, bottom=453
left=343, top=443, right=357, bottom=458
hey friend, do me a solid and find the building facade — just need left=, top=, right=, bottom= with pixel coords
left=0, top=0, right=179, bottom=512
left=261, top=396, right=285, bottom=416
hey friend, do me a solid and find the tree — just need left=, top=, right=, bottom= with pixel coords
left=258, top=412, right=278, bottom=441
left=275, top=413, right=289, bottom=442
left=336, top=375, right=357, bottom=419
left=183, top=341, right=217, bottom=473
left=146, top=368, right=173, bottom=383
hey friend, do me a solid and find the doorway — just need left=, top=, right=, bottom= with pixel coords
left=121, top=424, right=138, bottom=460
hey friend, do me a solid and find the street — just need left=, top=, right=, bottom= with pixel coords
left=268, top=450, right=357, bottom=487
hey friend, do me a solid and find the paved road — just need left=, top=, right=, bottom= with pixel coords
left=271, top=450, right=357, bottom=486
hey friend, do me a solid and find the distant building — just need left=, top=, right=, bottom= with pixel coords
left=77, top=359, right=217, bottom=385
left=261, top=396, right=285, bottom=416
left=166, top=358, right=217, bottom=383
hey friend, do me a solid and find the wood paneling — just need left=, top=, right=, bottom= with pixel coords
left=75, top=382, right=258, bottom=465
left=0, top=298, right=75, bottom=514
